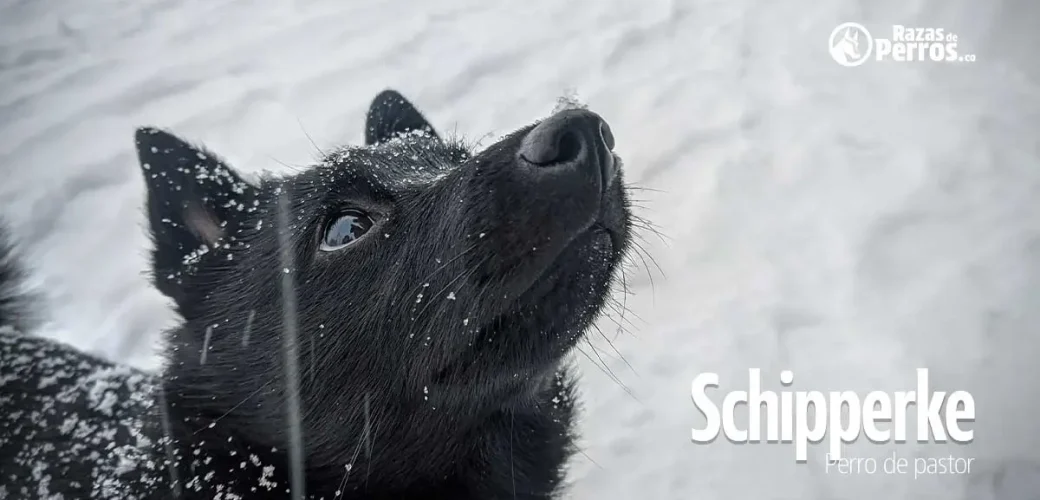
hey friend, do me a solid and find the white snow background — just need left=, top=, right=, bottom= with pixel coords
left=1, top=0, right=1039, bottom=498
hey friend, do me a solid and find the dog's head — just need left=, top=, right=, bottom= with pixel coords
left=136, top=89, right=631, bottom=467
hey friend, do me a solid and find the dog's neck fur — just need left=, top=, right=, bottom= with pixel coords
left=158, top=325, right=576, bottom=499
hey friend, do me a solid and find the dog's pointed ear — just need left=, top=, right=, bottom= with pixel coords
left=134, top=127, right=259, bottom=305
left=365, top=89, right=439, bottom=145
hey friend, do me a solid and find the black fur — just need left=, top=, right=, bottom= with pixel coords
left=0, top=89, right=632, bottom=499
left=0, top=227, right=32, bottom=334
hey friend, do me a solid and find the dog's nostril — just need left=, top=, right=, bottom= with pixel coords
left=554, top=131, right=582, bottom=165
left=520, top=124, right=582, bottom=166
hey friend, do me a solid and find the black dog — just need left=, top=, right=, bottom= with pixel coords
left=0, top=89, right=632, bottom=499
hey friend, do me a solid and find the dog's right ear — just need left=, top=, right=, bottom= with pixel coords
left=134, top=127, right=259, bottom=306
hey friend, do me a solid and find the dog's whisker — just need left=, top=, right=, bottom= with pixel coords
left=591, top=323, right=638, bottom=377
left=629, top=217, right=670, bottom=244
left=575, top=342, right=638, bottom=403
left=627, top=241, right=663, bottom=300
left=334, top=437, right=364, bottom=497
left=406, top=241, right=481, bottom=299
left=576, top=445, right=605, bottom=470
left=623, top=183, right=665, bottom=194
left=582, top=336, right=626, bottom=388
left=333, top=462, right=353, bottom=498
left=295, top=117, right=327, bottom=159
left=412, top=253, right=488, bottom=321
left=604, top=274, right=642, bottom=331
left=335, top=402, right=372, bottom=496
left=405, top=253, right=492, bottom=350
left=633, top=239, right=665, bottom=279
left=267, top=155, right=308, bottom=174
left=606, top=300, right=644, bottom=332
left=603, top=280, right=635, bottom=340
left=196, top=381, right=275, bottom=434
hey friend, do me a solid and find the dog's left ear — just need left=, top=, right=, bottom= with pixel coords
left=134, top=127, right=259, bottom=306
left=365, top=89, right=440, bottom=145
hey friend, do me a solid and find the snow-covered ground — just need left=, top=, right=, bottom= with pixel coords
left=2, top=0, right=1039, bottom=498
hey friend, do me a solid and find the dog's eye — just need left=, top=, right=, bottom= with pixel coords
left=320, top=210, right=374, bottom=251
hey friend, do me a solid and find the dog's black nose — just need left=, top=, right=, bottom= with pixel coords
left=519, top=109, right=616, bottom=189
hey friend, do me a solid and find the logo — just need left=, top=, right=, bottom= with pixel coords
left=829, top=22, right=873, bottom=67
left=829, top=23, right=977, bottom=67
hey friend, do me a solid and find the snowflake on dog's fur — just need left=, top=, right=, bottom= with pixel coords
left=552, top=88, right=589, bottom=114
